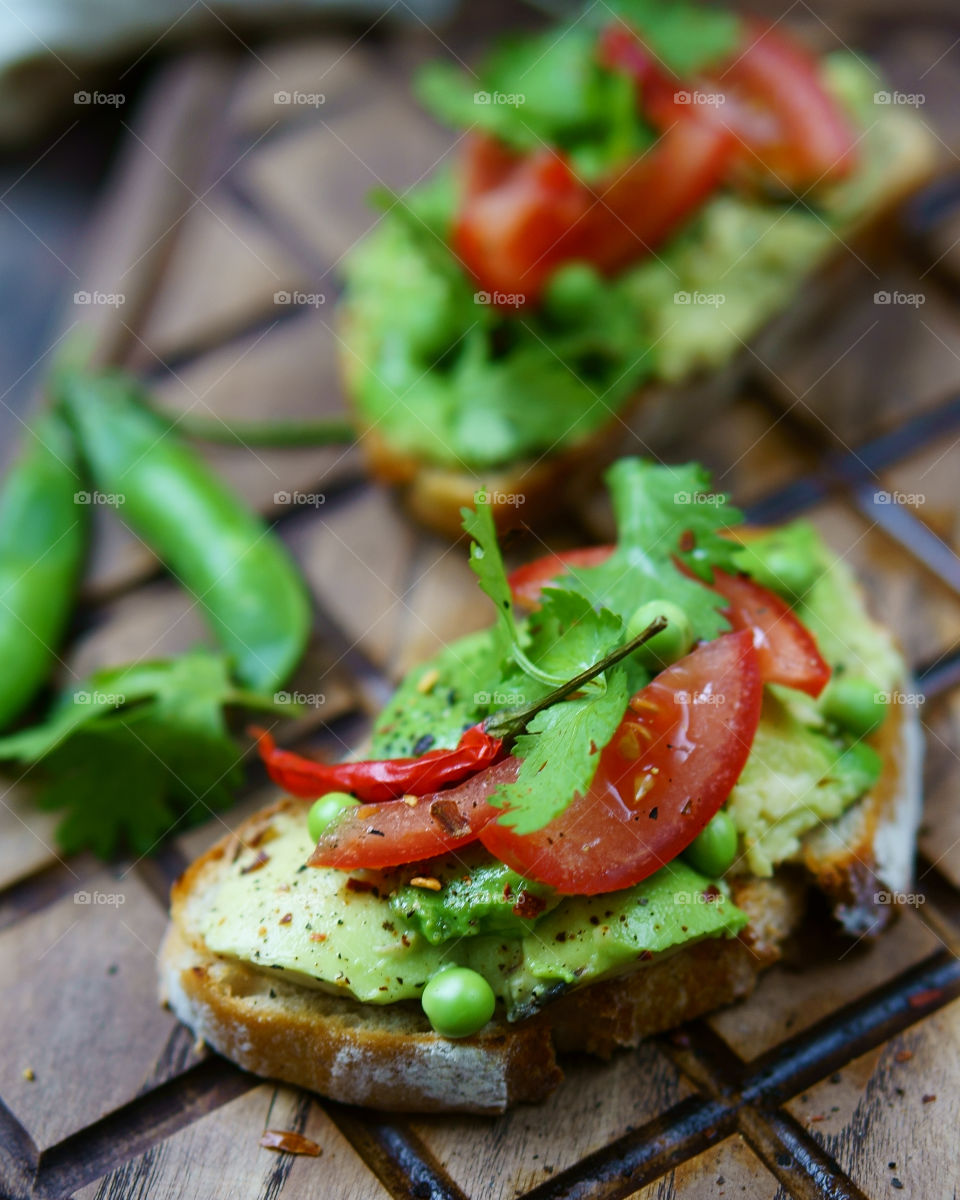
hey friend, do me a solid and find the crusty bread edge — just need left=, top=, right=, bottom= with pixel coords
left=159, top=700, right=920, bottom=1113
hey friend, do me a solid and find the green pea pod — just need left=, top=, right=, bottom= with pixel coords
left=0, top=415, right=88, bottom=730
left=55, top=368, right=311, bottom=693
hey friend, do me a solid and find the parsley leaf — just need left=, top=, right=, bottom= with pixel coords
left=0, top=649, right=283, bottom=857
left=490, top=667, right=629, bottom=834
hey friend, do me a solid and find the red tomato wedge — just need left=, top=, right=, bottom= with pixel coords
left=718, top=19, right=857, bottom=187
left=453, top=116, right=734, bottom=304
left=508, top=545, right=615, bottom=608
left=479, top=631, right=762, bottom=894
left=579, top=116, right=736, bottom=277
left=709, top=569, right=830, bottom=698
left=454, top=143, right=591, bottom=306
left=308, top=758, right=519, bottom=870
left=507, top=544, right=830, bottom=696
left=598, top=20, right=856, bottom=189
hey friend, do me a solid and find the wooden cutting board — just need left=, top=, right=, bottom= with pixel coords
left=1, top=3, right=960, bottom=1197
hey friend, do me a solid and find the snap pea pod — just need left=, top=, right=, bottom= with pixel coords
left=55, top=368, right=311, bottom=693
left=0, top=415, right=88, bottom=730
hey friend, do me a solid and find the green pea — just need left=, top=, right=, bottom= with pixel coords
left=821, top=676, right=887, bottom=737
left=626, top=599, right=694, bottom=669
left=307, top=792, right=360, bottom=842
left=543, top=262, right=605, bottom=324
left=421, top=966, right=496, bottom=1038
left=683, top=809, right=738, bottom=878
left=836, top=739, right=883, bottom=784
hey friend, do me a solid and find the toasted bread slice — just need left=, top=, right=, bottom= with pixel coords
left=341, top=115, right=937, bottom=538
left=160, top=699, right=920, bottom=1114
left=802, top=690, right=924, bottom=935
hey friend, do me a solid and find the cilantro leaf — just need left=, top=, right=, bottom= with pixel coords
left=524, top=588, right=623, bottom=679
left=563, top=459, right=743, bottom=642
left=0, top=649, right=282, bottom=857
left=461, top=496, right=517, bottom=662
left=490, top=666, right=629, bottom=834
left=462, top=495, right=577, bottom=686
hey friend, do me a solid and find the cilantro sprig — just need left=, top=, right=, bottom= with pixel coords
left=562, top=459, right=743, bottom=641
left=462, top=458, right=743, bottom=835
left=463, top=496, right=622, bottom=688
left=0, top=650, right=286, bottom=857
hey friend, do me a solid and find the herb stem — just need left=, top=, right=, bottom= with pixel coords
left=483, top=616, right=668, bottom=744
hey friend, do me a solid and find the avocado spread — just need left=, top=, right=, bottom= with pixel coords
left=199, top=810, right=745, bottom=1020
left=341, top=20, right=922, bottom=472
left=202, top=513, right=903, bottom=1018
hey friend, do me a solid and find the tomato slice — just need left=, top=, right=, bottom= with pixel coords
left=507, top=543, right=830, bottom=697
left=453, top=118, right=734, bottom=304
left=307, top=758, right=519, bottom=870
left=580, top=117, right=735, bottom=277
left=601, top=20, right=856, bottom=190
left=454, top=143, right=591, bottom=306
left=719, top=20, right=857, bottom=187
left=709, top=569, right=831, bottom=698
left=508, top=545, right=615, bottom=608
left=479, top=631, right=762, bottom=894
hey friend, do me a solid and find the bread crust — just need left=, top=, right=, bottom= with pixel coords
left=341, top=124, right=937, bottom=538
left=160, top=697, right=919, bottom=1113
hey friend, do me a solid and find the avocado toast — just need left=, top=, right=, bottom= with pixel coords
left=339, top=0, right=934, bottom=534
left=161, top=459, right=922, bottom=1112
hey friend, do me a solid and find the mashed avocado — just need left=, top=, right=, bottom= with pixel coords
left=199, top=810, right=746, bottom=1021
left=341, top=53, right=923, bottom=471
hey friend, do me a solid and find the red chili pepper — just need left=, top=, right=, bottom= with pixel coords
left=256, top=621, right=672, bottom=808
left=252, top=724, right=505, bottom=804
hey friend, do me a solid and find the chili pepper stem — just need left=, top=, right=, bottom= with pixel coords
left=483, top=616, right=669, bottom=745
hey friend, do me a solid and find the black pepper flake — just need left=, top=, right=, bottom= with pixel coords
left=891, top=1180, right=903, bottom=1190
left=412, top=733, right=435, bottom=755
left=649, top=806, right=658, bottom=820
left=555, top=931, right=567, bottom=943
left=367, top=828, right=386, bottom=837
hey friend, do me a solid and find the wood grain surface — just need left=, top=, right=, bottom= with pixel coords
left=0, top=3, right=959, bottom=1198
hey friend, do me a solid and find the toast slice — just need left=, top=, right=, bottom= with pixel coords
left=160, top=699, right=920, bottom=1114
left=341, top=113, right=937, bottom=538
